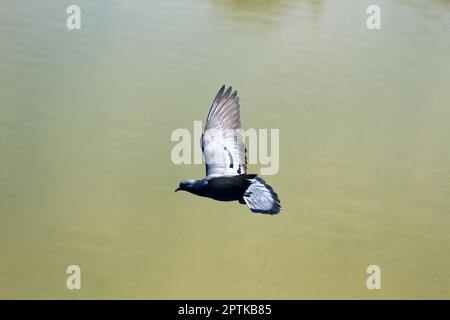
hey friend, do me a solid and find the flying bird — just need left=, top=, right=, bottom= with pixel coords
left=175, top=85, right=281, bottom=214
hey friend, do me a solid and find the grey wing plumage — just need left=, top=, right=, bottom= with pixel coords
left=202, top=85, right=247, bottom=178
left=243, top=177, right=281, bottom=214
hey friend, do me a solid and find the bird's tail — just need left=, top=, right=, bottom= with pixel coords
left=243, top=177, right=281, bottom=214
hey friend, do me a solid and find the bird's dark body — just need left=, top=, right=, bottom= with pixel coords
left=190, top=174, right=256, bottom=202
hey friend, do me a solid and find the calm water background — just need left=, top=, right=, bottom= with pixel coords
left=0, top=0, right=449, bottom=299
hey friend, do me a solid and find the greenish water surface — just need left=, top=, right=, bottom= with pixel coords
left=0, top=0, right=449, bottom=298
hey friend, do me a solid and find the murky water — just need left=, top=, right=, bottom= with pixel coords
left=0, top=0, right=449, bottom=299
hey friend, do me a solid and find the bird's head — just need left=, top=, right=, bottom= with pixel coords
left=175, top=179, right=196, bottom=192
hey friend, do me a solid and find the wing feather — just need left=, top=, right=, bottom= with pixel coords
left=243, top=177, right=281, bottom=214
left=202, top=86, right=247, bottom=177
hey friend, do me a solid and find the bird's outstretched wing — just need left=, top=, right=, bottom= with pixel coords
left=243, top=177, right=281, bottom=214
left=201, top=85, right=247, bottom=178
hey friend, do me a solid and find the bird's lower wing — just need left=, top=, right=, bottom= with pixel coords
left=243, top=177, right=281, bottom=214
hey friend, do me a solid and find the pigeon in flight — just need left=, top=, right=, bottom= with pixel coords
left=175, top=85, right=281, bottom=214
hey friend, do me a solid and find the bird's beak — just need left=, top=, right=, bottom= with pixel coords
left=175, top=187, right=180, bottom=192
